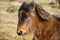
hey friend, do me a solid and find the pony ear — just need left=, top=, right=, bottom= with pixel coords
left=35, top=5, right=50, bottom=20
left=18, top=2, right=27, bottom=11
left=22, top=2, right=27, bottom=5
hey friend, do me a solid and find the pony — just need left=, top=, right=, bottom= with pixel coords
left=17, top=2, right=60, bottom=40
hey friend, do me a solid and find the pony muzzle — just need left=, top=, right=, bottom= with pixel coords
left=17, top=30, right=26, bottom=35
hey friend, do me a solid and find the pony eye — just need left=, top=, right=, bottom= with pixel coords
left=21, top=12, right=27, bottom=19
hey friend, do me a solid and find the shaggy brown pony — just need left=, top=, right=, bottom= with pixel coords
left=17, top=2, right=60, bottom=40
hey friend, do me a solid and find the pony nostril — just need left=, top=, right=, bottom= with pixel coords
left=17, top=31, right=23, bottom=35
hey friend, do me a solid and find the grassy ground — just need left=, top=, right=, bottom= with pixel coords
left=0, top=1, right=33, bottom=40
left=0, top=1, right=60, bottom=40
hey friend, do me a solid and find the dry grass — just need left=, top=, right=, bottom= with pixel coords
left=0, top=1, right=34, bottom=40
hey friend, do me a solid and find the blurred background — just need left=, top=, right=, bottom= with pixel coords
left=0, top=0, right=60, bottom=40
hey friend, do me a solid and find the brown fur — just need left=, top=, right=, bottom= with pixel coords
left=17, top=2, right=60, bottom=40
